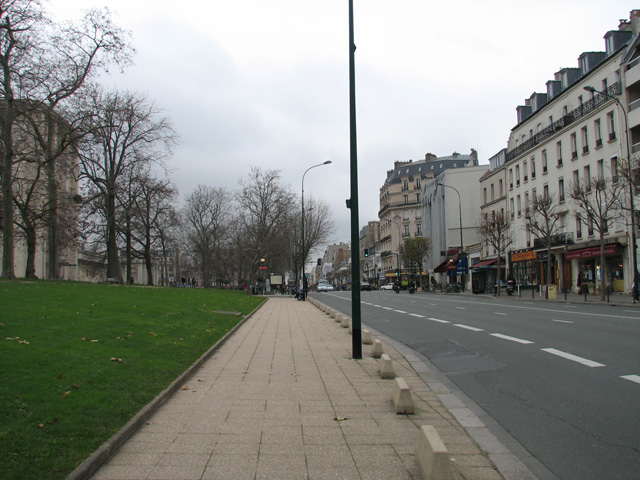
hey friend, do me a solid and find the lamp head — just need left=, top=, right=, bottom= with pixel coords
left=323, top=160, right=332, bottom=165
left=583, top=86, right=597, bottom=93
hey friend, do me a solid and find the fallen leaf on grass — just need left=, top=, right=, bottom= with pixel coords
left=149, top=332, right=157, bottom=336
left=333, top=416, right=349, bottom=422
left=180, top=386, right=189, bottom=390
left=90, top=340, right=99, bottom=343
left=110, top=357, right=124, bottom=363
left=61, top=391, right=71, bottom=398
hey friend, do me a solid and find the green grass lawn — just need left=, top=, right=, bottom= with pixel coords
left=0, top=281, right=264, bottom=480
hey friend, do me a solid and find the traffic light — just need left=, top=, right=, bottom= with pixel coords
left=364, top=248, right=369, bottom=257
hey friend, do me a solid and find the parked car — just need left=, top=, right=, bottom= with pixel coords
left=360, top=282, right=372, bottom=291
left=317, top=283, right=335, bottom=292
left=380, top=283, right=394, bottom=290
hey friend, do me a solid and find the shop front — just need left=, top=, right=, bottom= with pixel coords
left=510, top=250, right=539, bottom=287
left=564, top=243, right=624, bottom=293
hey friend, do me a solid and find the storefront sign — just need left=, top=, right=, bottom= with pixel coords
left=511, top=250, right=537, bottom=262
left=564, top=244, right=617, bottom=260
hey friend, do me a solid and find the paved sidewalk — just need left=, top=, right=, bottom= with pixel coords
left=90, top=297, right=510, bottom=480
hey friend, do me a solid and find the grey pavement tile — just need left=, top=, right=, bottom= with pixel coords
left=307, top=465, right=361, bottom=480
left=255, top=453, right=307, bottom=479
left=157, top=452, right=211, bottom=467
left=166, top=433, right=219, bottom=454
left=105, top=452, right=162, bottom=466
left=91, top=464, right=151, bottom=480
left=259, top=443, right=306, bottom=455
left=141, top=464, right=206, bottom=479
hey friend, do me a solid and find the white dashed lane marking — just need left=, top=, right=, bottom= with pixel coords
left=454, top=324, right=484, bottom=332
left=490, top=333, right=534, bottom=344
left=427, top=317, right=450, bottom=324
left=621, top=375, right=640, bottom=384
left=541, top=348, right=605, bottom=368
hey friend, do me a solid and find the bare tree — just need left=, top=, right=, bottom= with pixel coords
left=569, top=176, right=626, bottom=301
left=77, top=88, right=177, bottom=283
left=524, top=193, right=564, bottom=290
left=235, top=167, right=295, bottom=291
left=403, top=237, right=431, bottom=287
left=181, top=185, right=230, bottom=288
left=0, top=0, right=46, bottom=278
left=477, top=210, right=513, bottom=295
left=131, top=172, right=177, bottom=285
left=0, top=4, right=131, bottom=279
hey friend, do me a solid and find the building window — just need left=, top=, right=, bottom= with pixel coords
left=403, top=180, right=409, bottom=191
left=543, top=184, right=549, bottom=199
left=542, top=150, right=548, bottom=173
left=523, top=159, right=528, bottom=182
left=416, top=193, right=421, bottom=204
left=403, top=225, right=410, bottom=237
left=607, top=111, right=616, bottom=141
left=491, top=184, right=495, bottom=200
left=594, top=118, right=602, bottom=147
left=415, top=178, right=421, bottom=190
left=581, top=126, right=589, bottom=154
left=517, top=195, right=521, bottom=217
left=416, top=223, right=422, bottom=236
left=584, top=165, right=591, bottom=192
left=509, top=169, right=514, bottom=189
left=403, top=194, right=408, bottom=205
left=587, top=214, right=594, bottom=236
left=415, top=208, right=422, bottom=220
left=403, top=210, right=410, bottom=220
left=516, top=165, right=520, bottom=186
left=499, top=179, right=503, bottom=196
left=556, top=142, right=563, bottom=166
left=573, top=169, right=579, bottom=189
left=597, top=159, right=604, bottom=180
left=483, top=187, right=487, bottom=204
left=570, top=133, right=578, bottom=159
left=611, top=156, right=619, bottom=183
left=510, top=197, right=515, bottom=218
left=559, top=178, right=565, bottom=202
left=531, top=157, right=536, bottom=179
left=576, top=215, right=582, bottom=239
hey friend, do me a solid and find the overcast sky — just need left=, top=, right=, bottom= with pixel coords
left=51, top=0, right=637, bottom=251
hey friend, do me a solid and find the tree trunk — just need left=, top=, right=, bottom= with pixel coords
left=25, top=223, right=38, bottom=279
left=600, top=238, right=606, bottom=302
left=46, top=111, right=59, bottom=280
left=1, top=93, right=15, bottom=279
left=106, top=191, right=122, bottom=283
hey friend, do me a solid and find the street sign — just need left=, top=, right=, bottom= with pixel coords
left=258, top=266, right=268, bottom=270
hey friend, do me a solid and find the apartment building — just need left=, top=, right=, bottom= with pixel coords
left=378, top=150, right=478, bottom=284
left=480, top=11, right=639, bottom=294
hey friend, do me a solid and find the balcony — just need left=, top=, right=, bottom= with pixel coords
left=506, top=84, right=620, bottom=162
left=626, top=57, right=640, bottom=88
left=533, top=232, right=574, bottom=248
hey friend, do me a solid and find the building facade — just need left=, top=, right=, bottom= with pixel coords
left=482, top=12, right=640, bottom=295
left=378, top=150, right=478, bottom=285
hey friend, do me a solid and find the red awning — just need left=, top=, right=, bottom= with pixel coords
left=471, top=258, right=498, bottom=269
left=434, top=257, right=458, bottom=273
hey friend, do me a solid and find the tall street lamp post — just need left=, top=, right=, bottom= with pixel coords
left=584, top=85, right=638, bottom=302
left=438, top=182, right=466, bottom=291
left=302, top=161, right=332, bottom=300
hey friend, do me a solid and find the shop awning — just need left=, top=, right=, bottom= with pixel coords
left=471, top=258, right=498, bottom=269
left=434, top=257, right=458, bottom=273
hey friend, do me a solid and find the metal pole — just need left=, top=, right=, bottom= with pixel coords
left=348, top=0, right=362, bottom=359
left=585, top=86, right=638, bottom=302
left=301, top=161, right=331, bottom=300
left=438, top=183, right=465, bottom=290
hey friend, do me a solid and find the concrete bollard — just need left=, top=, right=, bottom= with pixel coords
left=362, top=329, right=373, bottom=345
left=379, top=353, right=395, bottom=379
left=341, top=316, right=349, bottom=328
left=371, top=339, right=383, bottom=358
left=335, top=314, right=343, bottom=323
left=415, top=425, right=454, bottom=480
left=391, top=377, right=414, bottom=414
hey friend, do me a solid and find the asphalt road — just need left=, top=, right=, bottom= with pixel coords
left=310, top=290, right=640, bottom=480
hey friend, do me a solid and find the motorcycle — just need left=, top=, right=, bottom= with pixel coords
left=409, top=284, right=416, bottom=294
left=506, top=279, right=515, bottom=296
left=393, top=284, right=400, bottom=294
